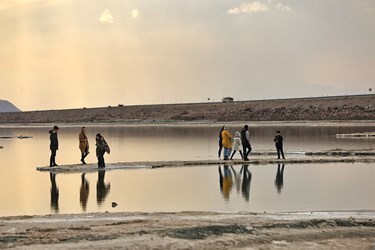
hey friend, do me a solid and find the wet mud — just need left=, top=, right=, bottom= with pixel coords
left=36, top=150, right=375, bottom=173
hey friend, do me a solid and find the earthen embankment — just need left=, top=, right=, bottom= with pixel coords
left=0, top=95, right=374, bottom=123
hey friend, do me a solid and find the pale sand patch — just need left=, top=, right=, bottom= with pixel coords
left=1, top=211, right=375, bottom=249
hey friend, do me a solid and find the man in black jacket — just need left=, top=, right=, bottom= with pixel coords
left=241, top=125, right=252, bottom=161
left=49, top=125, right=59, bottom=167
left=274, top=130, right=285, bottom=159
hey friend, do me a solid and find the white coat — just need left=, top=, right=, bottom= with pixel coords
left=232, top=136, right=242, bottom=151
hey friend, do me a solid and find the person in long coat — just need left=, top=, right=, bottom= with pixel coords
left=49, top=125, right=59, bottom=167
left=79, top=127, right=90, bottom=164
left=221, top=125, right=232, bottom=160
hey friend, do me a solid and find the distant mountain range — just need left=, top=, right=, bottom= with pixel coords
left=0, top=100, right=21, bottom=112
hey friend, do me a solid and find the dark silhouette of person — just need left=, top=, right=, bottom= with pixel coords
left=273, top=130, right=285, bottom=159
left=49, top=125, right=59, bottom=167
left=218, top=165, right=233, bottom=200
left=241, top=125, right=252, bottom=161
left=80, top=173, right=89, bottom=211
left=218, top=125, right=225, bottom=158
left=230, top=165, right=242, bottom=194
left=97, top=170, right=111, bottom=206
left=79, top=127, right=90, bottom=164
left=96, top=133, right=110, bottom=168
left=50, top=173, right=59, bottom=213
left=275, top=164, right=285, bottom=194
left=240, top=164, right=252, bottom=201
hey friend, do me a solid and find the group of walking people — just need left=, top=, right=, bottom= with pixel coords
left=49, top=124, right=285, bottom=168
left=218, top=125, right=285, bottom=160
left=49, top=126, right=110, bottom=168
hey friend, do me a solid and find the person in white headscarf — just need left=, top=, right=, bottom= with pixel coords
left=230, top=132, right=243, bottom=160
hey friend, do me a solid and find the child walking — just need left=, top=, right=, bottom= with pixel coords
left=230, top=132, right=243, bottom=160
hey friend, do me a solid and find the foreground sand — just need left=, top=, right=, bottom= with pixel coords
left=1, top=211, right=375, bottom=249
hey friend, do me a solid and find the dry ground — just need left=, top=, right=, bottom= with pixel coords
left=0, top=95, right=374, bottom=123
left=1, top=211, right=375, bottom=249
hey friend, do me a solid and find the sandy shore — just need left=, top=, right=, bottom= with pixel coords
left=1, top=211, right=375, bottom=249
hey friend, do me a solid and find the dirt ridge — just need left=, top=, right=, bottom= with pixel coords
left=0, top=95, right=374, bottom=123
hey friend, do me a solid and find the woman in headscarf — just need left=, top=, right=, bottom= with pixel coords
left=96, top=133, right=110, bottom=168
left=79, top=127, right=89, bottom=164
left=221, top=125, right=232, bottom=160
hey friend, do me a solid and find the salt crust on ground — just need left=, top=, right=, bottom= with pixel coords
left=1, top=211, right=375, bottom=249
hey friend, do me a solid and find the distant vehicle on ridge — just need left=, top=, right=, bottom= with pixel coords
left=222, top=97, right=234, bottom=103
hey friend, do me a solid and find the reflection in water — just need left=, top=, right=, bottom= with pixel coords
left=218, top=165, right=233, bottom=200
left=97, top=170, right=111, bottom=206
left=231, top=166, right=242, bottom=194
left=275, top=164, right=285, bottom=194
left=50, top=173, right=59, bottom=213
left=219, top=164, right=252, bottom=202
left=241, top=164, right=252, bottom=201
left=80, top=173, right=89, bottom=211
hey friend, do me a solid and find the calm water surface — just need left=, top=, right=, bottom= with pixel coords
left=0, top=123, right=374, bottom=216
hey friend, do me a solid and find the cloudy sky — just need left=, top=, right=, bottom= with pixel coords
left=0, top=0, right=374, bottom=111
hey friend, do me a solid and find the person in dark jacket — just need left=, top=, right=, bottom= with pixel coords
left=274, top=130, right=285, bottom=159
left=49, top=125, right=59, bottom=167
left=96, top=133, right=110, bottom=168
left=218, top=125, right=225, bottom=158
left=241, top=125, right=252, bottom=161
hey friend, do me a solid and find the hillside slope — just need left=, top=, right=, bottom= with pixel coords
left=0, top=100, right=21, bottom=113
left=0, top=95, right=374, bottom=123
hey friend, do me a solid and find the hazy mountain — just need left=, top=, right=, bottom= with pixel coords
left=0, top=100, right=21, bottom=112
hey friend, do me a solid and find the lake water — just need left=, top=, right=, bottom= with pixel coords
left=0, top=123, right=374, bottom=216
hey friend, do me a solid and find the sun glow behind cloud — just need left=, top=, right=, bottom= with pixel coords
left=131, top=9, right=139, bottom=19
left=228, top=2, right=269, bottom=14
left=227, top=1, right=291, bottom=14
left=99, top=9, right=114, bottom=23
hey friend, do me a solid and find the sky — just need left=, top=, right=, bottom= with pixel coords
left=0, top=0, right=374, bottom=111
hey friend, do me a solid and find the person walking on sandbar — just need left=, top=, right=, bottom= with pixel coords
left=230, top=132, right=243, bottom=160
left=49, top=125, right=59, bottom=167
left=218, top=125, right=225, bottom=159
left=274, top=130, right=285, bottom=159
left=96, top=133, right=110, bottom=168
left=79, top=127, right=90, bottom=164
left=241, top=125, right=252, bottom=161
left=221, top=125, right=232, bottom=160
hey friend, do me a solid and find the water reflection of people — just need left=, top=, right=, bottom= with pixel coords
left=275, top=164, right=285, bottom=194
left=241, top=164, right=252, bottom=201
left=218, top=165, right=233, bottom=200
left=80, top=173, right=89, bottom=211
left=97, top=170, right=111, bottom=205
left=50, top=173, right=59, bottom=213
left=230, top=166, right=242, bottom=194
